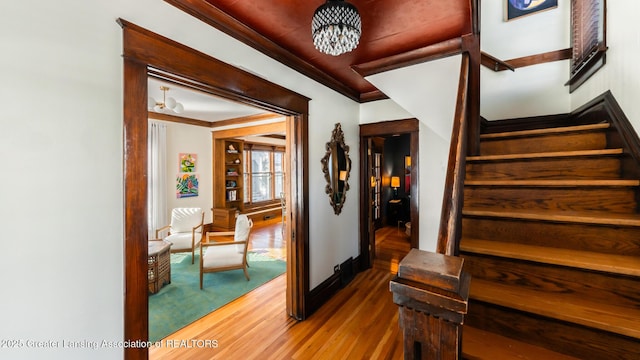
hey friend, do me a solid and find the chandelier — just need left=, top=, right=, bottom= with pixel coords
left=312, top=0, right=361, bottom=56
left=148, top=86, right=184, bottom=114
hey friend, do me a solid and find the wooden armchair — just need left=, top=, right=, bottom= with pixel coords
left=155, top=208, right=204, bottom=264
left=199, top=214, right=253, bottom=289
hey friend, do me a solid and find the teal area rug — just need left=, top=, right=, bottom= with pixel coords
left=149, top=251, right=286, bottom=342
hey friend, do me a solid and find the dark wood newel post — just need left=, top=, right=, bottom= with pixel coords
left=390, top=249, right=470, bottom=359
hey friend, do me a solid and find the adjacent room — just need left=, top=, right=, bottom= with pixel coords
left=146, top=77, right=290, bottom=342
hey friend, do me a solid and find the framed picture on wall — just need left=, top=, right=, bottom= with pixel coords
left=179, top=153, right=197, bottom=173
left=505, top=0, right=557, bottom=21
left=176, top=173, right=199, bottom=198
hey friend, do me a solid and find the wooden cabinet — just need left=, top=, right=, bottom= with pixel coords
left=213, top=138, right=244, bottom=229
left=212, top=207, right=237, bottom=230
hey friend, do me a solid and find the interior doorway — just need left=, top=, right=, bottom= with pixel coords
left=146, top=76, right=292, bottom=345
left=359, top=119, right=419, bottom=270
left=120, top=19, right=310, bottom=360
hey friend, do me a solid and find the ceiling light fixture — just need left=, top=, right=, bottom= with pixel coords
left=312, top=0, right=361, bottom=56
left=148, top=86, right=184, bottom=114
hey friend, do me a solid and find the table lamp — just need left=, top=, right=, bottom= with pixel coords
left=391, top=176, right=400, bottom=198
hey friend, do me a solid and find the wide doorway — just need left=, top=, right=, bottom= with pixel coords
left=120, top=20, right=310, bottom=359
left=146, top=75, right=292, bottom=344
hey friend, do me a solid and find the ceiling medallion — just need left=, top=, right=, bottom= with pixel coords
left=312, top=0, right=361, bottom=56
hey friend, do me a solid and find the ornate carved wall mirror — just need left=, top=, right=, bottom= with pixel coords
left=321, top=123, right=351, bottom=215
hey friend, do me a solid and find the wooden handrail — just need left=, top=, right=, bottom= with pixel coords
left=481, top=49, right=572, bottom=72
left=436, top=53, right=470, bottom=256
left=481, top=51, right=515, bottom=72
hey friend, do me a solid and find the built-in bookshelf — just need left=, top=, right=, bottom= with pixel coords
left=213, top=138, right=244, bottom=229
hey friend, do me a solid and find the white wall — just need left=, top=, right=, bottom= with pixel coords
left=359, top=99, right=413, bottom=124
left=0, top=1, right=358, bottom=359
left=308, top=92, right=361, bottom=287
left=365, top=56, right=461, bottom=252
left=481, top=0, right=571, bottom=119
left=481, top=0, right=640, bottom=136
left=1, top=2, right=124, bottom=359
left=164, top=121, right=213, bottom=224
left=571, top=2, right=640, bottom=128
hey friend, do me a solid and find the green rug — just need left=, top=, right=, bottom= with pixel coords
left=149, top=251, right=286, bottom=342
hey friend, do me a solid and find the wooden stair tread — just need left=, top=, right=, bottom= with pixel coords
left=462, top=326, right=581, bottom=360
left=480, top=123, right=610, bottom=140
left=460, top=239, right=640, bottom=276
left=463, top=209, right=640, bottom=226
left=467, top=148, right=623, bottom=162
left=464, top=119, right=640, bottom=357
left=469, top=279, right=640, bottom=339
left=465, top=179, right=640, bottom=187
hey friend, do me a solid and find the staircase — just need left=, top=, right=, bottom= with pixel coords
left=459, top=122, right=640, bottom=359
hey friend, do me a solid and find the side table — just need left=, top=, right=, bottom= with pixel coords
left=387, top=198, right=405, bottom=226
left=148, top=240, right=172, bottom=294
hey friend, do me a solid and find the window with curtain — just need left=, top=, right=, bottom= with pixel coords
left=274, top=152, right=284, bottom=199
left=243, top=145, right=285, bottom=204
left=568, top=0, right=606, bottom=92
left=147, top=121, right=167, bottom=239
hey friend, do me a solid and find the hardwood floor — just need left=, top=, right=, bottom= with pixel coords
left=150, top=223, right=409, bottom=359
left=373, top=225, right=412, bottom=273
left=248, top=217, right=287, bottom=261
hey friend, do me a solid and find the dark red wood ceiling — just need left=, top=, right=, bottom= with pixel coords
left=168, top=0, right=473, bottom=101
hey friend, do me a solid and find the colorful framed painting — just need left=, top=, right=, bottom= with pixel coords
left=176, top=173, right=199, bottom=198
left=179, top=153, right=197, bottom=173
left=506, top=0, right=557, bottom=21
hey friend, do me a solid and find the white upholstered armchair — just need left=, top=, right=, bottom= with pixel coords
left=155, top=208, right=204, bottom=264
left=199, top=214, right=253, bottom=289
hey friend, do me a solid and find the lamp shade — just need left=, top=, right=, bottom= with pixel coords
left=165, top=96, right=177, bottom=109
left=391, top=176, right=400, bottom=188
left=149, top=86, right=185, bottom=114
left=312, top=0, right=361, bottom=56
left=148, top=96, right=157, bottom=110
left=339, top=170, right=347, bottom=181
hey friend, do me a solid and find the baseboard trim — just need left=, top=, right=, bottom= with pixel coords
left=482, top=91, right=640, bottom=177
left=306, top=255, right=362, bottom=315
left=307, top=273, right=342, bottom=315
left=591, top=91, right=640, bottom=178
left=481, top=113, right=571, bottom=133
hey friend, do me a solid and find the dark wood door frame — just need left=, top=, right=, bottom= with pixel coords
left=118, top=19, right=310, bottom=360
left=359, top=119, right=419, bottom=269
